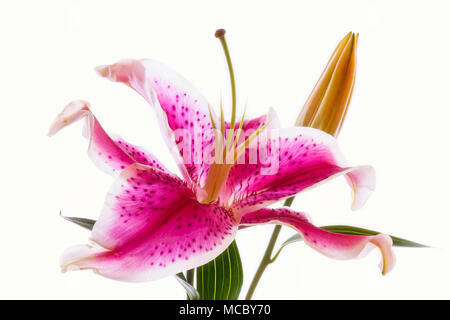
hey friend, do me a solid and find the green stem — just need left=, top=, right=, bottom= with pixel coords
left=245, top=225, right=281, bottom=300
left=186, top=268, right=195, bottom=286
left=245, top=197, right=295, bottom=300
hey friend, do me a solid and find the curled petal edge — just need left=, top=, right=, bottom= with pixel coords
left=240, top=208, right=395, bottom=275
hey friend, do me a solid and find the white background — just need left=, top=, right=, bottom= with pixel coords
left=1, top=0, right=449, bottom=299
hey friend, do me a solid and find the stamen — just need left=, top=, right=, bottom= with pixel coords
left=232, top=101, right=247, bottom=151
left=207, top=104, right=217, bottom=130
left=201, top=162, right=234, bottom=204
left=220, top=96, right=225, bottom=145
left=220, top=96, right=228, bottom=162
left=230, top=120, right=271, bottom=164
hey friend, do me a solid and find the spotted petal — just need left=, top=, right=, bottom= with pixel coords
left=96, top=59, right=216, bottom=185
left=60, top=163, right=238, bottom=282
left=48, top=100, right=168, bottom=176
left=96, top=59, right=278, bottom=191
left=240, top=207, right=395, bottom=275
left=228, top=126, right=375, bottom=213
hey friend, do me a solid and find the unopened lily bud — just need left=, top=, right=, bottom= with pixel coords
left=296, top=32, right=358, bottom=137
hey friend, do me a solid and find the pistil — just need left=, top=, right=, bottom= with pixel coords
left=200, top=29, right=269, bottom=205
left=215, top=29, right=238, bottom=154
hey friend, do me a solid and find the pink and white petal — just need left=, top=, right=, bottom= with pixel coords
left=96, top=59, right=218, bottom=186
left=48, top=100, right=168, bottom=176
left=111, top=134, right=168, bottom=172
left=227, top=126, right=375, bottom=213
left=60, top=163, right=238, bottom=282
left=240, top=208, right=395, bottom=275
left=235, top=165, right=374, bottom=214
left=96, top=59, right=281, bottom=191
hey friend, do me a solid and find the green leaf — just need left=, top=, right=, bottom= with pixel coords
left=60, top=212, right=96, bottom=230
left=175, top=273, right=200, bottom=300
left=196, top=240, right=243, bottom=300
left=272, top=225, right=428, bottom=263
left=321, top=225, right=429, bottom=247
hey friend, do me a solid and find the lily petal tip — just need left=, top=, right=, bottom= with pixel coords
left=370, top=234, right=396, bottom=275
left=347, top=165, right=376, bottom=211
left=60, top=243, right=108, bottom=275
left=94, top=65, right=110, bottom=78
left=48, top=100, right=90, bottom=137
left=60, top=264, right=80, bottom=273
left=350, top=186, right=373, bottom=211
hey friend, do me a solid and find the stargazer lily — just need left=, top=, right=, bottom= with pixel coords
left=49, top=31, right=394, bottom=282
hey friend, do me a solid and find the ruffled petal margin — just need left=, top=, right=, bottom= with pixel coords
left=229, top=126, right=375, bottom=213
left=240, top=207, right=395, bottom=275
